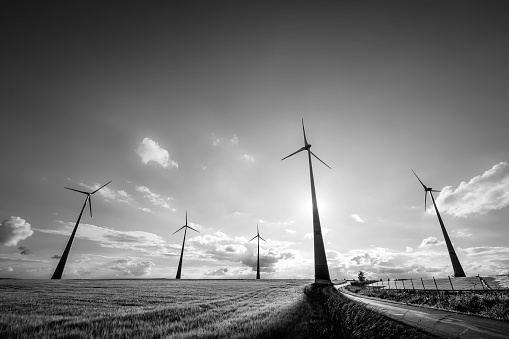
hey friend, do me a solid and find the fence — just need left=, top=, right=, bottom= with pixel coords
left=366, top=275, right=509, bottom=292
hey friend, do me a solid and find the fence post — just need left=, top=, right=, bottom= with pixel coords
left=394, top=280, right=398, bottom=290
left=433, top=276, right=439, bottom=291
left=411, top=278, right=415, bottom=290
left=448, top=276, right=454, bottom=291
left=388, top=278, right=390, bottom=290
left=478, top=275, right=485, bottom=290
left=402, top=279, right=406, bottom=290
left=421, top=277, right=426, bottom=291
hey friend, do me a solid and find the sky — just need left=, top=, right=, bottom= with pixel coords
left=1, top=1, right=508, bottom=280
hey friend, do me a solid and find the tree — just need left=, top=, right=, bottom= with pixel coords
left=358, top=271, right=366, bottom=282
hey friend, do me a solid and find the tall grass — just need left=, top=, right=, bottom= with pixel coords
left=0, top=279, right=331, bottom=339
left=303, top=286, right=435, bottom=339
left=351, top=287, right=509, bottom=321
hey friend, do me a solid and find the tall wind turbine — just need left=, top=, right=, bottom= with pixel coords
left=249, top=223, right=266, bottom=279
left=173, top=211, right=199, bottom=279
left=282, top=119, right=332, bottom=286
left=52, top=181, right=111, bottom=279
left=412, top=170, right=466, bottom=277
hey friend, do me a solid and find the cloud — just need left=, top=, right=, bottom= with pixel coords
left=135, top=186, right=171, bottom=209
left=212, top=134, right=239, bottom=146
left=351, top=214, right=365, bottom=223
left=18, top=246, right=32, bottom=255
left=0, top=216, right=34, bottom=246
left=51, top=254, right=61, bottom=260
left=205, top=268, right=229, bottom=276
left=7, top=267, right=13, bottom=272
left=285, top=229, right=296, bottom=234
left=135, top=137, right=178, bottom=168
left=110, top=258, right=155, bottom=276
left=78, top=182, right=132, bottom=204
left=304, top=227, right=330, bottom=239
left=188, top=231, right=295, bottom=274
left=35, top=221, right=171, bottom=256
left=419, top=236, right=445, bottom=248
left=241, top=154, right=255, bottom=163
left=435, top=162, right=509, bottom=217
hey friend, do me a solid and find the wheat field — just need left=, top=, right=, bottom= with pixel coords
left=0, top=279, right=325, bottom=339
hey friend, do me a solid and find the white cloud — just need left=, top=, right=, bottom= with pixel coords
left=304, top=227, right=330, bottom=239
left=241, top=154, right=255, bottom=163
left=285, top=229, right=296, bottom=234
left=135, top=186, right=171, bottom=209
left=7, top=267, right=13, bottom=272
left=138, top=207, right=152, bottom=213
left=110, top=258, right=155, bottom=277
left=230, top=134, right=239, bottom=145
left=35, top=222, right=170, bottom=255
left=351, top=214, right=365, bottom=223
left=435, top=162, right=509, bottom=217
left=135, top=137, right=178, bottom=168
left=406, top=246, right=413, bottom=253
left=78, top=182, right=132, bottom=203
left=0, top=216, right=33, bottom=246
left=419, top=236, right=445, bottom=248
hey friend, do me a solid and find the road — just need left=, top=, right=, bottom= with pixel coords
left=334, top=289, right=509, bottom=339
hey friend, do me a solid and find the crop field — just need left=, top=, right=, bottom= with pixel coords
left=0, top=279, right=328, bottom=339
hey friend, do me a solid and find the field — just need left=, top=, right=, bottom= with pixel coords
left=346, top=285, right=509, bottom=321
left=0, top=279, right=332, bottom=339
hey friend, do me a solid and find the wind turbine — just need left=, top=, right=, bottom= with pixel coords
left=173, top=211, right=199, bottom=279
left=51, top=180, right=112, bottom=279
left=249, top=223, right=266, bottom=279
left=412, top=170, right=466, bottom=277
left=282, top=119, right=332, bottom=286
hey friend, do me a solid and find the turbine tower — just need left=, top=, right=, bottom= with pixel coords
left=249, top=223, right=266, bottom=279
left=412, top=170, right=466, bottom=277
left=173, top=211, right=199, bottom=279
left=282, top=119, right=332, bottom=286
left=52, top=181, right=111, bottom=279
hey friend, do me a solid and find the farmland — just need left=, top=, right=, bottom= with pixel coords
left=0, top=279, right=331, bottom=339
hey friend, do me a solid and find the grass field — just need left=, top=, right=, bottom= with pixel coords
left=0, top=279, right=334, bottom=339
left=346, top=285, right=509, bottom=321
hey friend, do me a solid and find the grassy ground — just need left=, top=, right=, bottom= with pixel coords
left=346, top=285, right=509, bottom=321
left=0, top=279, right=336, bottom=339
left=305, top=285, right=435, bottom=339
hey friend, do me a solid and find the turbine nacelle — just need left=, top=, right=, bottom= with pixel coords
left=412, top=170, right=441, bottom=211
left=281, top=119, right=331, bottom=169
left=64, top=180, right=111, bottom=217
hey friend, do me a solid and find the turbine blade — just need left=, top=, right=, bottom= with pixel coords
left=424, top=192, right=427, bottom=212
left=257, top=223, right=259, bottom=236
left=281, top=147, right=306, bottom=161
left=185, top=211, right=188, bottom=225
left=310, top=151, right=332, bottom=169
left=249, top=235, right=257, bottom=242
left=411, top=169, right=427, bottom=190
left=187, top=226, right=199, bottom=233
left=431, top=189, right=441, bottom=193
left=64, top=187, right=89, bottom=195
left=91, top=180, right=112, bottom=195
left=172, top=226, right=186, bottom=235
left=89, top=196, right=93, bottom=217
left=259, top=236, right=267, bottom=242
left=302, top=119, right=308, bottom=146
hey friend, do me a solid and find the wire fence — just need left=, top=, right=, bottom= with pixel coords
left=365, top=275, right=509, bottom=292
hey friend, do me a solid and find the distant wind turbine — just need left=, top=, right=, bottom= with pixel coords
left=51, top=180, right=111, bottom=279
left=282, top=119, right=332, bottom=286
left=173, top=211, right=199, bottom=279
left=249, top=223, right=266, bottom=279
left=412, top=170, right=466, bottom=277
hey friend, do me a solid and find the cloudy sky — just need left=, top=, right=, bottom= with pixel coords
left=1, top=1, right=508, bottom=280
